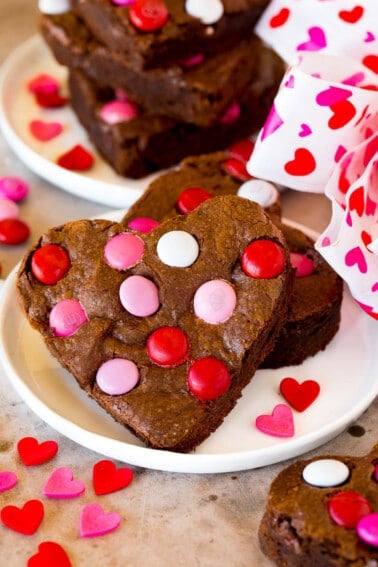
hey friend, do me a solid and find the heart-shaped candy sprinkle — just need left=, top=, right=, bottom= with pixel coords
left=79, top=503, right=121, bottom=538
left=0, top=471, right=18, bottom=493
left=57, top=145, right=94, bottom=171
left=280, top=377, right=320, bottom=412
left=31, top=244, right=71, bottom=285
left=17, top=437, right=58, bottom=466
left=93, top=460, right=134, bottom=496
left=327, top=491, right=372, bottom=528
left=0, top=176, right=29, bottom=201
left=96, top=358, right=140, bottom=395
left=357, top=513, right=378, bottom=547
left=35, top=90, right=68, bottom=109
left=27, top=73, right=60, bottom=95
left=255, top=404, right=294, bottom=438
left=187, top=357, right=231, bottom=402
left=27, top=541, right=72, bottom=567
left=29, top=119, right=63, bottom=142
left=302, top=459, right=350, bottom=487
left=185, top=0, right=224, bottom=24
left=43, top=467, right=86, bottom=499
left=129, top=0, right=169, bottom=31
left=1, top=499, right=44, bottom=535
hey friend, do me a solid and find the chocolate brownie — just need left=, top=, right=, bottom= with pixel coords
left=70, top=0, right=270, bottom=70
left=261, top=222, right=343, bottom=368
left=68, top=53, right=281, bottom=178
left=40, top=11, right=271, bottom=126
left=17, top=196, right=293, bottom=452
left=259, top=445, right=378, bottom=566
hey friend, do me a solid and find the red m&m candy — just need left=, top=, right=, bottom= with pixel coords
left=176, top=187, right=212, bottom=214
left=129, top=0, right=169, bottom=31
left=328, top=491, right=372, bottom=529
left=228, top=139, right=255, bottom=162
left=147, top=326, right=189, bottom=367
left=31, top=244, right=71, bottom=284
left=187, top=357, right=231, bottom=402
left=221, top=157, right=252, bottom=181
left=241, top=239, right=286, bottom=279
left=0, top=218, right=30, bottom=245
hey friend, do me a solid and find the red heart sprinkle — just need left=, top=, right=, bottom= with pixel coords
left=1, top=499, right=44, bottom=535
left=57, top=145, right=94, bottom=171
left=93, top=460, right=134, bottom=496
left=0, top=218, right=30, bottom=245
left=27, top=73, right=60, bottom=95
left=27, top=541, right=72, bottom=567
left=34, top=90, right=68, bottom=109
left=280, top=377, right=320, bottom=412
left=338, top=6, right=364, bottom=23
left=29, top=119, right=63, bottom=141
left=17, top=436, right=58, bottom=466
left=269, top=7, right=290, bottom=28
left=328, top=491, right=372, bottom=528
left=284, top=148, right=316, bottom=176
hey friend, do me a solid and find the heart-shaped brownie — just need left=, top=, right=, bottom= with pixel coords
left=17, top=195, right=293, bottom=452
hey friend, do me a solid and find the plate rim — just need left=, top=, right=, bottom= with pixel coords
left=0, top=214, right=377, bottom=473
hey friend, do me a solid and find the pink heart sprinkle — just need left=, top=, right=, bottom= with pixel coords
left=43, top=467, right=86, bottom=499
left=298, top=123, right=312, bottom=137
left=297, top=26, right=327, bottom=52
left=255, top=404, right=294, bottom=438
left=29, top=119, right=63, bottom=141
left=79, top=503, right=121, bottom=538
left=0, top=471, right=18, bottom=493
left=316, top=86, right=352, bottom=106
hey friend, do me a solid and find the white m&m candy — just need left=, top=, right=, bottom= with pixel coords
left=237, top=180, right=279, bottom=208
left=157, top=231, right=199, bottom=268
left=185, top=0, right=224, bottom=25
left=39, top=0, right=71, bottom=14
left=302, top=459, right=350, bottom=487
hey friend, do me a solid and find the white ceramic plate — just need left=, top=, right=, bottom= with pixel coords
left=0, top=213, right=377, bottom=474
left=0, top=35, right=158, bottom=207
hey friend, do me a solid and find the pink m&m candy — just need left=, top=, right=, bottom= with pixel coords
left=187, top=357, right=231, bottom=401
left=219, top=102, right=240, bottom=124
left=241, top=240, right=286, bottom=279
left=194, top=280, right=236, bottom=324
left=0, top=176, right=29, bottom=202
left=96, top=358, right=139, bottom=395
left=147, top=326, right=189, bottom=367
left=0, top=198, right=19, bottom=221
left=49, top=299, right=89, bottom=337
left=119, top=275, right=159, bottom=317
left=357, top=513, right=378, bottom=547
left=99, top=100, right=138, bottom=124
left=104, top=233, right=144, bottom=270
left=127, top=217, right=160, bottom=234
left=290, top=252, right=315, bottom=277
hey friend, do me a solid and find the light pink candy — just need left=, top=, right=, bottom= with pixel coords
left=194, top=280, right=236, bottom=324
left=0, top=197, right=19, bottom=221
left=49, top=299, right=89, bottom=337
left=100, top=100, right=138, bottom=124
left=0, top=471, right=18, bottom=492
left=0, top=176, right=29, bottom=202
left=255, top=404, right=295, bottom=438
left=357, top=513, right=378, bottom=547
left=219, top=102, right=241, bottom=124
left=290, top=252, right=315, bottom=277
left=43, top=467, right=86, bottom=499
left=127, top=217, right=160, bottom=234
left=79, top=503, right=121, bottom=538
left=96, top=358, right=139, bottom=395
left=111, top=0, right=134, bottom=5
left=119, top=275, right=159, bottom=317
left=104, top=233, right=144, bottom=270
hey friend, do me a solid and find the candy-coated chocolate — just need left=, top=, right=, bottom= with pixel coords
left=228, top=139, right=255, bottom=162
left=357, top=513, right=378, bottom=547
left=157, top=230, right=199, bottom=267
left=49, top=299, right=89, bottom=337
left=176, top=187, right=212, bottom=214
left=0, top=197, right=19, bottom=220
left=0, top=176, right=29, bottom=202
left=221, top=157, right=252, bottom=181
left=185, top=0, right=224, bottom=24
left=96, top=358, right=139, bottom=395
left=127, top=217, right=160, bottom=234
left=302, top=459, right=350, bottom=487
left=219, top=102, right=241, bottom=124
left=100, top=99, right=138, bottom=124
left=194, top=279, right=236, bottom=324
left=327, top=491, right=372, bottom=529
left=241, top=239, right=286, bottom=279
left=104, top=233, right=144, bottom=270
left=187, top=357, right=231, bottom=401
left=38, top=0, right=70, bottom=14
left=112, top=0, right=135, bottom=5
left=129, top=0, right=169, bottom=32
left=290, top=252, right=315, bottom=277
left=119, top=275, right=159, bottom=316
left=31, top=244, right=71, bottom=285
left=0, top=218, right=30, bottom=245
left=237, top=179, right=279, bottom=208
left=147, top=326, right=189, bottom=367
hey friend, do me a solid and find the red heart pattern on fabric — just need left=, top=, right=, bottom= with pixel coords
left=338, top=6, right=364, bottom=24
left=363, top=55, right=378, bottom=74
left=328, top=100, right=357, bottom=130
left=279, top=377, right=320, bottom=412
left=1, top=499, right=44, bottom=535
left=93, top=460, right=134, bottom=496
left=349, top=186, right=365, bottom=217
left=284, top=148, right=316, bottom=176
left=269, top=7, right=290, bottom=28
left=17, top=436, right=58, bottom=466
left=27, top=542, right=72, bottom=567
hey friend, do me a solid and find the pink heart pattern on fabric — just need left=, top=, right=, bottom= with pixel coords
left=345, top=246, right=368, bottom=273
left=255, top=404, right=295, bottom=438
left=297, top=26, right=327, bottom=52
left=79, top=503, right=121, bottom=538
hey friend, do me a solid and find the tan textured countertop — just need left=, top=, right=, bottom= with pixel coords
left=0, top=3, right=376, bottom=566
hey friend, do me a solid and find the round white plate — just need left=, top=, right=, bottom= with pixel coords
left=0, top=35, right=158, bottom=208
left=0, top=213, right=377, bottom=474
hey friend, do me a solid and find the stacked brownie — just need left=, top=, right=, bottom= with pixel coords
left=38, top=0, right=284, bottom=178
